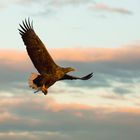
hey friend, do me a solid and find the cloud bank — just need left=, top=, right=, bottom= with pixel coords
left=0, top=43, right=140, bottom=140
left=0, top=95, right=139, bottom=140
left=0, top=43, right=139, bottom=95
left=1, top=44, right=140, bottom=63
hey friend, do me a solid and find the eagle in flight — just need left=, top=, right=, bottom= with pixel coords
left=19, top=19, right=93, bottom=95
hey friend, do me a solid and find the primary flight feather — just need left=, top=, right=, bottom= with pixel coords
left=19, top=18, right=93, bottom=95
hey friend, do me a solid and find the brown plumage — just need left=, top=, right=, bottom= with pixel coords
left=19, top=18, right=93, bottom=95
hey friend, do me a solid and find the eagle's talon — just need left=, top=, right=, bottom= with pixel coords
left=42, top=85, right=48, bottom=95
left=34, top=90, right=39, bottom=93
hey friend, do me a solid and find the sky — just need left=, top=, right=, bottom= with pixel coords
left=0, top=0, right=140, bottom=140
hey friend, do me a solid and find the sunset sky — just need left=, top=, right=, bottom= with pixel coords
left=0, top=0, right=140, bottom=140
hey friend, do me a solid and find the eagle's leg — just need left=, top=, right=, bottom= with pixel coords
left=41, top=84, right=48, bottom=95
left=34, top=88, right=41, bottom=94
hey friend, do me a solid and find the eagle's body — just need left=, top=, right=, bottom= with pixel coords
left=19, top=19, right=93, bottom=95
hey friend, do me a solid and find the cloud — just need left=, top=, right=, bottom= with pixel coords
left=0, top=95, right=140, bottom=140
left=16, top=0, right=95, bottom=16
left=53, top=46, right=140, bottom=62
left=42, top=97, right=93, bottom=112
left=0, top=0, right=133, bottom=18
left=1, top=95, right=140, bottom=117
left=90, top=3, right=133, bottom=15
left=0, top=43, right=140, bottom=94
left=48, top=0, right=92, bottom=6
left=16, top=0, right=133, bottom=18
left=1, top=45, right=139, bottom=79
left=0, top=112, right=18, bottom=122
left=0, top=49, right=29, bottom=70
left=1, top=45, right=140, bottom=63
left=18, top=0, right=93, bottom=6
left=0, top=131, right=67, bottom=140
left=113, top=86, right=132, bottom=95
left=0, top=1, right=21, bottom=10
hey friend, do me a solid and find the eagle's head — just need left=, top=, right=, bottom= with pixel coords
left=63, top=67, right=75, bottom=73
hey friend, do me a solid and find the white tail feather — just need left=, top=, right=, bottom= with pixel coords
left=28, top=73, right=40, bottom=90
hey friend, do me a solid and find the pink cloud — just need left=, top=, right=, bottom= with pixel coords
left=43, top=97, right=93, bottom=112
left=0, top=97, right=23, bottom=107
left=0, top=49, right=30, bottom=71
left=0, top=96, right=140, bottom=125
left=32, top=97, right=140, bottom=115
left=91, top=3, right=132, bottom=15
left=2, top=95, right=140, bottom=114
left=0, top=112, right=18, bottom=122
left=0, top=45, right=139, bottom=66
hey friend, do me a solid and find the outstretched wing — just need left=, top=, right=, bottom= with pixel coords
left=19, top=18, right=58, bottom=74
left=59, top=72, right=93, bottom=80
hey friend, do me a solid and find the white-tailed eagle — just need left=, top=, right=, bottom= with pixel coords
left=19, top=19, right=93, bottom=95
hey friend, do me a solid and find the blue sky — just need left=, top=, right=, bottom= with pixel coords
left=0, top=0, right=140, bottom=140
left=0, top=0, right=140, bottom=49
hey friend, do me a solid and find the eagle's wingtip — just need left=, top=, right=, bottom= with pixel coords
left=18, top=18, right=34, bottom=35
left=81, top=72, right=93, bottom=80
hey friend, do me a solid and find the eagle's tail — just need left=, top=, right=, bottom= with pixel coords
left=28, top=73, right=40, bottom=90
left=28, top=73, right=48, bottom=95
